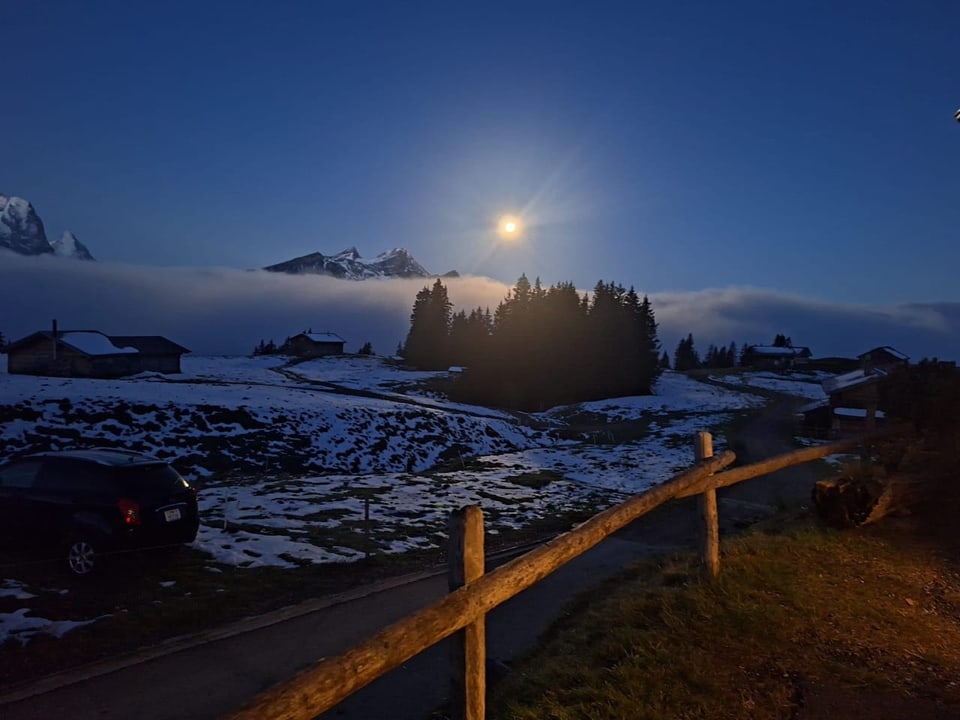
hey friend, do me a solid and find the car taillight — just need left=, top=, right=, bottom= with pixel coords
left=117, top=498, right=142, bottom=527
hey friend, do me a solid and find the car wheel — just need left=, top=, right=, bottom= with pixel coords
left=66, top=534, right=101, bottom=576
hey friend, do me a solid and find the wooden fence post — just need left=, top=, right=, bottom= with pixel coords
left=860, top=401, right=877, bottom=480
left=364, top=496, right=371, bottom=560
left=696, top=432, right=720, bottom=579
left=449, top=506, right=486, bottom=720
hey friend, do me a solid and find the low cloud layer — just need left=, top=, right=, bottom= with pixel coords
left=1, top=253, right=957, bottom=362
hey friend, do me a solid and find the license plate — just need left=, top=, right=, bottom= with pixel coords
left=164, top=508, right=182, bottom=522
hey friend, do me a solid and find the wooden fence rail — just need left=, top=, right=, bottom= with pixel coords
left=229, top=430, right=894, bottom=720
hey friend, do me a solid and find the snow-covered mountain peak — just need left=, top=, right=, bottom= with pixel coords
left=52, top=231, right=96, bottom=261
left=0, top=195, right=32, bottom=226
left=264, top=246, right=437, bottom=280
left=334, top=246, right=361, bottom=260
left=0, top=193, right=52, bottom=256
left=0, top=194, right=96, bottom=260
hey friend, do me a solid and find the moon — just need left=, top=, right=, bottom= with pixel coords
left=497, top=215, right=523, bottom=240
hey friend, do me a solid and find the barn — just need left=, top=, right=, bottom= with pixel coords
left=286, top=332, right=346, bottom=358
left=4, top=330, right=189, bottom=378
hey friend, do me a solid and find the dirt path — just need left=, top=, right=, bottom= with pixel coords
left=722, top=393, right=820, bottom=507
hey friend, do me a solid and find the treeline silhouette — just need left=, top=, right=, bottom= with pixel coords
left=670, top=334, right=741, bottom=371
left=401, top=275, right=663, bottom=411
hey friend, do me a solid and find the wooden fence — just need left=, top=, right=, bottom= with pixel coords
left=229, top=430, right=894, bottom=720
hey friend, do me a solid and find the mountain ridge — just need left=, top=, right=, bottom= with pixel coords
left=264, top=246, right=458, bottom=280
left=0, top=194, right=94, bottom=260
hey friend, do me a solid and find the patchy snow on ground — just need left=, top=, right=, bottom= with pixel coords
left=189, top=372, right=750, bottom=567
left=2, top=359, right=768, bottom=573
left=0, top=579, right=36, bottom=600
left=0, top=607, right=110, bottom=645
left=709, top=371, right=830, bottom=400
left=177, top=354, right=293, bottom=384
left=288, top=355, right=443, bottom=390
left=547, top=372, right=765, bottom=422
left=0, top=358, right=796, bottom=643
left=0, top=356, right=547, bottom=478
left=793, top=436, right=859, bottom=471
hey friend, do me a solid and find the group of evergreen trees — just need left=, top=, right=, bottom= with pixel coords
left=668, top=334, right=739, bottom=371
left=665, top=332, right=798, bottom=371
left=252, top=338, right=283, bottom=355
left=401, top=276, right=663, bottom=410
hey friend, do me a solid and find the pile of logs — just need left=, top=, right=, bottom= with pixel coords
left=813, top=473, right=925, bottom=528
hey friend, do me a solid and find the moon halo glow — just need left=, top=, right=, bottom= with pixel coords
left=497, top=215, right=523, bottom=240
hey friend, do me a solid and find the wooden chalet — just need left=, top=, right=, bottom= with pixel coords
left=797, top=345, right=912, bottom=437
left=286, top=332, right=345, bottom=358
left=4, top=328, right=189, bottom=378
left=797, top=369, right=885, bottom=438
left=858, top=346, right=909, bottom=372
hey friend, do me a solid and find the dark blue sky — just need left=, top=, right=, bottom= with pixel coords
left=5, top=0, right=959, bottom=305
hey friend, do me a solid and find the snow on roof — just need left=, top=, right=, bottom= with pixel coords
left=108, top=335, right=189, bottom=355
left=857, top=346, right=909, bottom=361
left=749, top=345, right=797, bottom=355
left=797, top=399, right=828, bottom=414
left=748, top=345, right=810, bottom=357
left=821, top=368, right=886, bottom=394
left=834, top=407, right=886, bottom=419
left=304, top=332, right=344, bottom=344
left=60, top=332, right=138, bottom=356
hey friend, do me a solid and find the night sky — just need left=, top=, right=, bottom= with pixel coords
left=3, top=1, right=959, bottom=358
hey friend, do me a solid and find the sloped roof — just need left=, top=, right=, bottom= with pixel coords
left=821, top=367, right=887, bottom=395
left=4, top=331, right=187, bottom=357
left=108, top=335, right=190, bottom=355
left=297, top=332, right=345, bottom=344
left=62, top=332, right=138, bottom=356
left=797, top=399, right=828, bottom=414
left=3, top=330, right=138, bottom=357
left=2, top=331, right=51, bottom=353
left=747, top=345, right=812, bottom=358
left=857, top=346, right=909, bottom=362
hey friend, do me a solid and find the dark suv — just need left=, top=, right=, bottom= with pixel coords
left=0, top=449, right=200, bottom=575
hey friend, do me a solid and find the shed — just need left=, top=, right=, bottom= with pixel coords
left=5, top=331, right=140, bottom=378
left=286, top=332, right=345, bottom=358
left=108, top=335, right=190, bottom=374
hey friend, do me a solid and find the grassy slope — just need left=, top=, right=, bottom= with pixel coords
left=490, top=484, right=960, bottom=719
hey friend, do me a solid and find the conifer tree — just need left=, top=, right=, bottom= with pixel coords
left=674, top=333, right=701, bottom=371
left=404, top=279, right=453, bottom=369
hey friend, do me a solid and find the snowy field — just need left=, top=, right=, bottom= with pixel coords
left=0, top=358, right=830, bottom=644
left=0, top=356, right=537, bottom=479
left=708, top=370, right=831, bottom=400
